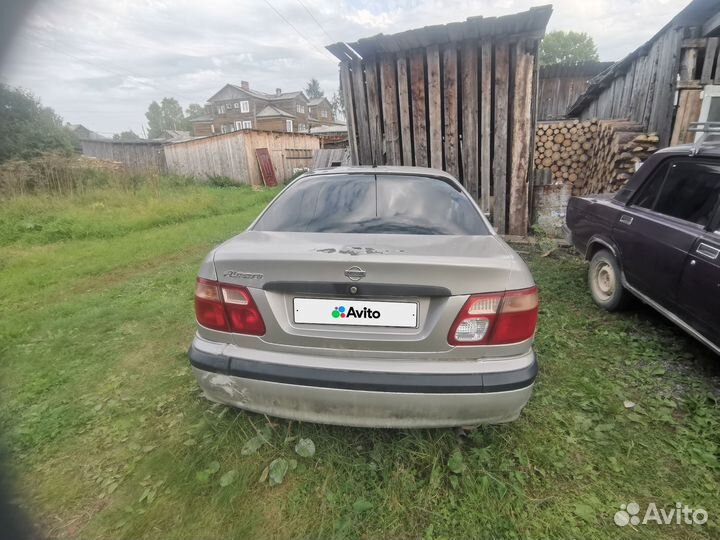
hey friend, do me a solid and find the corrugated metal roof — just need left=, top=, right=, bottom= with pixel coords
left=326, top=5, right=552, bottom=61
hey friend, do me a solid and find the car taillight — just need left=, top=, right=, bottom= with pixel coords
left=448, top=287, right=538, bottom=346
left=194, top=278, right=266, bottom=335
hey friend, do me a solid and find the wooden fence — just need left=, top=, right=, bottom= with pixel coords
left=82, top=130, right=320, bottom=185
left=80, top=140, right=167, bottom=173
left=327, top=6, right=552, bottom=235
left=163, top=131, right=319, bottom=185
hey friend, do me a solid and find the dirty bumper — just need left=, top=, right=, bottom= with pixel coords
left=189, top=345, right=537, bottom=428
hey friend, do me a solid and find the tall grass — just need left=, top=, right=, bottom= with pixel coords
left=0, top=153, right=198, bottom=199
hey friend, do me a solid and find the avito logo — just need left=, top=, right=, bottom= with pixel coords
left=332, top=305, right=381, bottom=319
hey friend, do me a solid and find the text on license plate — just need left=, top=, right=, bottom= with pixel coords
left=293, top=298, right=418, bottom=328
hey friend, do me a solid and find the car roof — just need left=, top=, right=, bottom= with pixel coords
left=654, top=141, right=720, bottom=158
left=309, top=165, right=460, bottom=183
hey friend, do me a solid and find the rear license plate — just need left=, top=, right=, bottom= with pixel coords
left=293, top=298, right=418, bottom=328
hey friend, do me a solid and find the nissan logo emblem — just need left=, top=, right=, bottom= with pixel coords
left=344, top=266, right=366, bottom=281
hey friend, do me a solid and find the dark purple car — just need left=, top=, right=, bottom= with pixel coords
left=566, top=144, right=720, bottom=355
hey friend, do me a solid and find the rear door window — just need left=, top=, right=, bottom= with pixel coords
left=633, top=160, right=720, bottom=227
left=253, top=174, right=488, bottom=235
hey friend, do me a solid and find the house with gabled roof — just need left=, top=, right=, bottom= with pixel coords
left=191, top=81, right=326, bottom=136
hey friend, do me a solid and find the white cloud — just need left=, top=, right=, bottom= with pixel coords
left=1, top=0, right=691, bottom=135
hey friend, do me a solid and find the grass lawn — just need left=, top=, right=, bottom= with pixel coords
left=1, top=180, right=718, bottom=539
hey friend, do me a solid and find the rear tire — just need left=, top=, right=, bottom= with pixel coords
left=588, top=249, right=631, bottom=311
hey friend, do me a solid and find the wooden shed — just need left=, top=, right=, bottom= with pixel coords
left=326, top=6, right=552, bottom=235
left=537, top=61, right=613, bottom=121
left=566, top=0, right=720, bottom=147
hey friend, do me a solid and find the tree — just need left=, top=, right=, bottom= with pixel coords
left=145, top=97, right=191, bottom=138
left=305, top=78, right=324, bottom=99
left=540, top=31, right=599, bottom=66
left=185, top=103, right=205, bottom=120
left=113, top=130, right=141, bottom=141
left=331, top=86, right=345, bottom=121
left=0, top=84, right=75, bottom=162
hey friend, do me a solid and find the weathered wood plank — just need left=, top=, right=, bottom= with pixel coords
left=409, top=50, right=428, bottom=167
left=618, top=62, right=636, bottom=118
left=480, top=41, right=492, bottom=213
left=508, top=40, right=533, bottom=236
left=339, top=62, right=359, bottom=165
left=380, top=54, right=401, bottom=165
left=650, top=28, right=682, bottom=146
left=351, top=59, right=372, bottom=164
left=460, top=41, right=478, bottom=201
left=670, top=89, right=702, bottom=145
left=493, top=42, right=509, bottom=234
left=364, top=59, right=384, bottom=165
left=396, top=56, right=413, bottom=166
left=427, top=44, right=443, bottom=169
left=679, top=46, right=698, bottom=81
left=700, top=38, right=717, bottom=84
left=443, top=45, right=459, bottom=179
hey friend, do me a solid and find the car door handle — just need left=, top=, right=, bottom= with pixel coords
left=696, top=243, right=719, bottom=260
left=619, top=215, right=634, bottom=225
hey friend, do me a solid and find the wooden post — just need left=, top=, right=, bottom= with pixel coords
left=508, top=40, right=534, bottom=236
left=380, top=54, right=401, bottom=165
left=493, top=42, right=509, bottom=234
left=409, top=50, right=428, bottom=167
left=351, top=59, right=372, bottom=165
left=443, top=45, right=459, bottom=179
left=461, top=41, right=478, bottom=200
left=427, top=44, right=443, bottom=169
left=339, top=63, right=358, bottom=165
left=396, top=56, right=413, bottom=166
left=365, top=59, right=383, bottom=165
left=480, top=41, right=492, bottom=215
left=701, top=38, right=719, bottom=84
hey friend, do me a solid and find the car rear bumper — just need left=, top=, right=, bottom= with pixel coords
left=188, top=340, right=537, bottom=428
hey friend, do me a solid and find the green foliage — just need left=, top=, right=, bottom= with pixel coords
left=305, top=78, right=324, bottom=99
left=185, top=103, right=205, bottom=120
left=145, top=97, right=191, bottom=138
left=541, top=30, right=599, bottom=66
left=113, top=130, right=141, bottom=142
left=0, top=84, right=75, bottom=162
left=0, top=190, right=718, bottom=539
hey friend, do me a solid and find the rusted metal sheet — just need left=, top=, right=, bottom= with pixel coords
left=255, top=148, right=278, bottom=187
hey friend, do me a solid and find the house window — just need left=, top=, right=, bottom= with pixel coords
left=286, top=120, right=293, bottom=132
left=218, top=105, right=225, bottom=114
left=298, top=123, right=306, bottom=132
left=240, top=100, right=250, bottom=113
left=320, top=109, right=328, bottom=118
left=221, top=124, right=227, bottom=134
left=243, top=120, right=252, bottom=129
left=211, top=125, right=216, bottom=134
left=234, top=102, right=239, bottom=109
left=297, top=104, right=305, bottom=114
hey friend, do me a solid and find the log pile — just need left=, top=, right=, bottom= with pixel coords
left=534, top=119, right=658, bottom=195
left=534, top=119, right=596, bottom=185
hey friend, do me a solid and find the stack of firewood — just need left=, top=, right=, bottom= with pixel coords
left=534, top=119, right=596, bottom=184
left=534, top=119, right=658, bottom=195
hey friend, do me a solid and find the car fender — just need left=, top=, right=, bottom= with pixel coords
left=585, top=235, right=621, bottom=264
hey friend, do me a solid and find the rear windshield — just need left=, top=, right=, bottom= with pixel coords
left=252, top=174, right=489, bottom=235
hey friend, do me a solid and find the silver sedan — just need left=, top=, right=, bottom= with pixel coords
left=189, top=166, right=539, bottom=428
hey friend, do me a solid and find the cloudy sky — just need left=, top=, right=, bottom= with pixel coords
left=1, top=0, right=690, bottom=136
